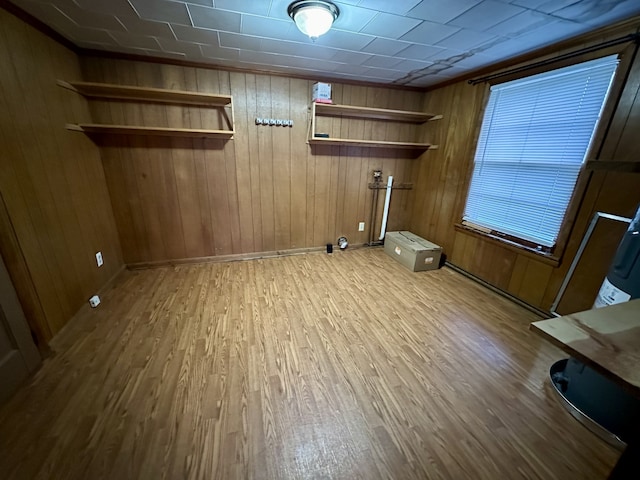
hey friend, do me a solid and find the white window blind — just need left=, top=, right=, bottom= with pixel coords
left=463, top=54, right=619, bottom=248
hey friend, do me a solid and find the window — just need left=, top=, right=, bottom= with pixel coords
left=463, top=55, right=619, bottom=251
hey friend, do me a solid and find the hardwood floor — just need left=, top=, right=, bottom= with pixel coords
left=0, top=248, right=617, bottom=479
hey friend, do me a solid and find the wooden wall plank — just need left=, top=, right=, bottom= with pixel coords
left=0, top=9, right=123, bottom=339
left=256, top=75, right=276, bottom=252
left=271, top=76, right=292, bottom=251
left=230, top=72, right=256, bottom=253
left=598, top=46, right=640, bottom=162
left=245, top=74, right=263, bottom=253
left=219, top=71, right=242, bottom=254
left=289, top=78, right=309, bottom=249
left=78, top=56, right=426, bottom=263
left=409, top=24, right=640, bottom=313
left=517, top=261, right=554, bottom=307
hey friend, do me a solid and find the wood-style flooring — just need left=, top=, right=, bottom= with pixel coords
left=0, top=248, right=618, bottom=479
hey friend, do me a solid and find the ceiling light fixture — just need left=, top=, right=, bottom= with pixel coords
left=287, top=1, right=339, bottom=40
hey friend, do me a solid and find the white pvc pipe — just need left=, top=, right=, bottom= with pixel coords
left=379, top=175, right=393, bottom=240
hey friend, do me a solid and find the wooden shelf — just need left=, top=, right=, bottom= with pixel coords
left=59, top=79, right=235, bottom=141
left=66, top=124, right=234, bottom=139
left=314, top=103, right=441, bottom=123
left=309, top=102, right=442, bottom=152
left=309, top=137, right=437, bottom=150
left=57, top=80, right=232, bottom=107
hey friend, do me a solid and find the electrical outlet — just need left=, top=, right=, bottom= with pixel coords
left=96, top=251, right=103, bottom=267
left=358, top=222, right=365, bottom=232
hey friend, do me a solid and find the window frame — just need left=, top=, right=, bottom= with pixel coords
left=456, top=41, right=637, bottom=264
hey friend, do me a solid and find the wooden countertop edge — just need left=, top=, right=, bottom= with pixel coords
left=529, top=321, right=640, bottom=398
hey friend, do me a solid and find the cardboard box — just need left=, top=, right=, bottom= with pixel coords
left=384, top=231, right=442, bottom=272
left=312, top=82, right=332, bottom=103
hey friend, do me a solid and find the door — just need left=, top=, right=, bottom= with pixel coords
left=0, top=252, right=40, bottom=404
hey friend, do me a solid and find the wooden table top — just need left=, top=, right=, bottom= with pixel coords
left=531, top=299, right=640, bottom=396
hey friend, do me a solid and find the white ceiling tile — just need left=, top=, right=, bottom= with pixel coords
left=552, top=0, right=640, bottom=26
left=407, top=0, right=480, bottom=24
left=330, top=72, right=375, bottom=83
left=12, top=1, right=75, bottom=32
left=55, top=2, right=126, bottom=31
left=59, top=25, right=118, bottom=45
left=218, top=32, right=261, bottom=50
left=417, top=74, right=456, bottom=86
left=330, top=50, right=373, bottom=65
left=263, top=0, right=365, bottom=28
left=426, top=50, right=466, bottom=64
left=396, top=43, right=447, bottom=60
left=435, top=29, right=497, bottom=51
left=533, top=0, right=583, bottom=15
left=75, top=0, right=137, bottom=18
left=239, top=50, right=341, bottom=72
left=215, top=0, right=268, bottom=15
left=360, top=12, right=423, bottom=39
left=240, top=14, right=294, bottom=38
left=511, top=0, right=548, bottom=8
left=333, top=64, right=372, bottom=75
left=276, top=27, right=322, bottom=43
left=478, top=37, right=532, bottom=59
left=129, top=0, right=192, bottom=26
left=156, top=37, right=204, bottom=58
left=400, top=20, right=459, bottom=45
left=448, top=0, right=525, bottom=31
left=199, top=44, right=240, bottom=60
left=361, top=38, right=412, bottom=56
left=171, top=24, right=218, bottom=44
left=260, top=38, right=337, bottom=61
left=313, top=30, right=374, bottom=51
left=361, top=66, right=404, bottom=80
left=188, top=5, right=242, bottom=32
left=266, top=0, right=295, bottom=21
left=110, top=30, right=161, bottom=50
left=330, top=3, right=379, bottom=32
left=393, top=59, right=434, bottom=72
left=362, top=55, right=404, bottom=68
left=356, top=0, right=422, bottom=16
left=504, top=20, right=590, bottom=50
left=486, top=10, right=552, bottom=38
left=184, top=0, right=213, bottom=6
left=448, top=53, right=496, bottom=69
left=119, top=16, right=175, bottom=38
left=9, top=0, right=640, bottom=89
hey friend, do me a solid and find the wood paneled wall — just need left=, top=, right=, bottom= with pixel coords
left=409, top=24, right=640, bottom=315
left=0, top=9, right=123, bottom=341
left=80, top=57, right=426, bottom=265
left=4, top=5, right=636, bottom=344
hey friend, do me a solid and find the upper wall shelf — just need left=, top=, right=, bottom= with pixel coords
left=309, top=102, right=442, bottom=151
left=57, top=80, right=232, bottom=107
left=314, top=103, right=442, bottom=123
left=308, top=137, right=437, bottom=150
left=66, top=124, right=234, bottom=139
left=58, top=80, right=235, bottom=140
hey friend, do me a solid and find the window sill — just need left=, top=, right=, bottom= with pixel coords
left=454, top=223, right=560, bottom=267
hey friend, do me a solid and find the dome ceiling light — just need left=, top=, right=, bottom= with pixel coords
left=287, top=1, right=340, bottom=40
